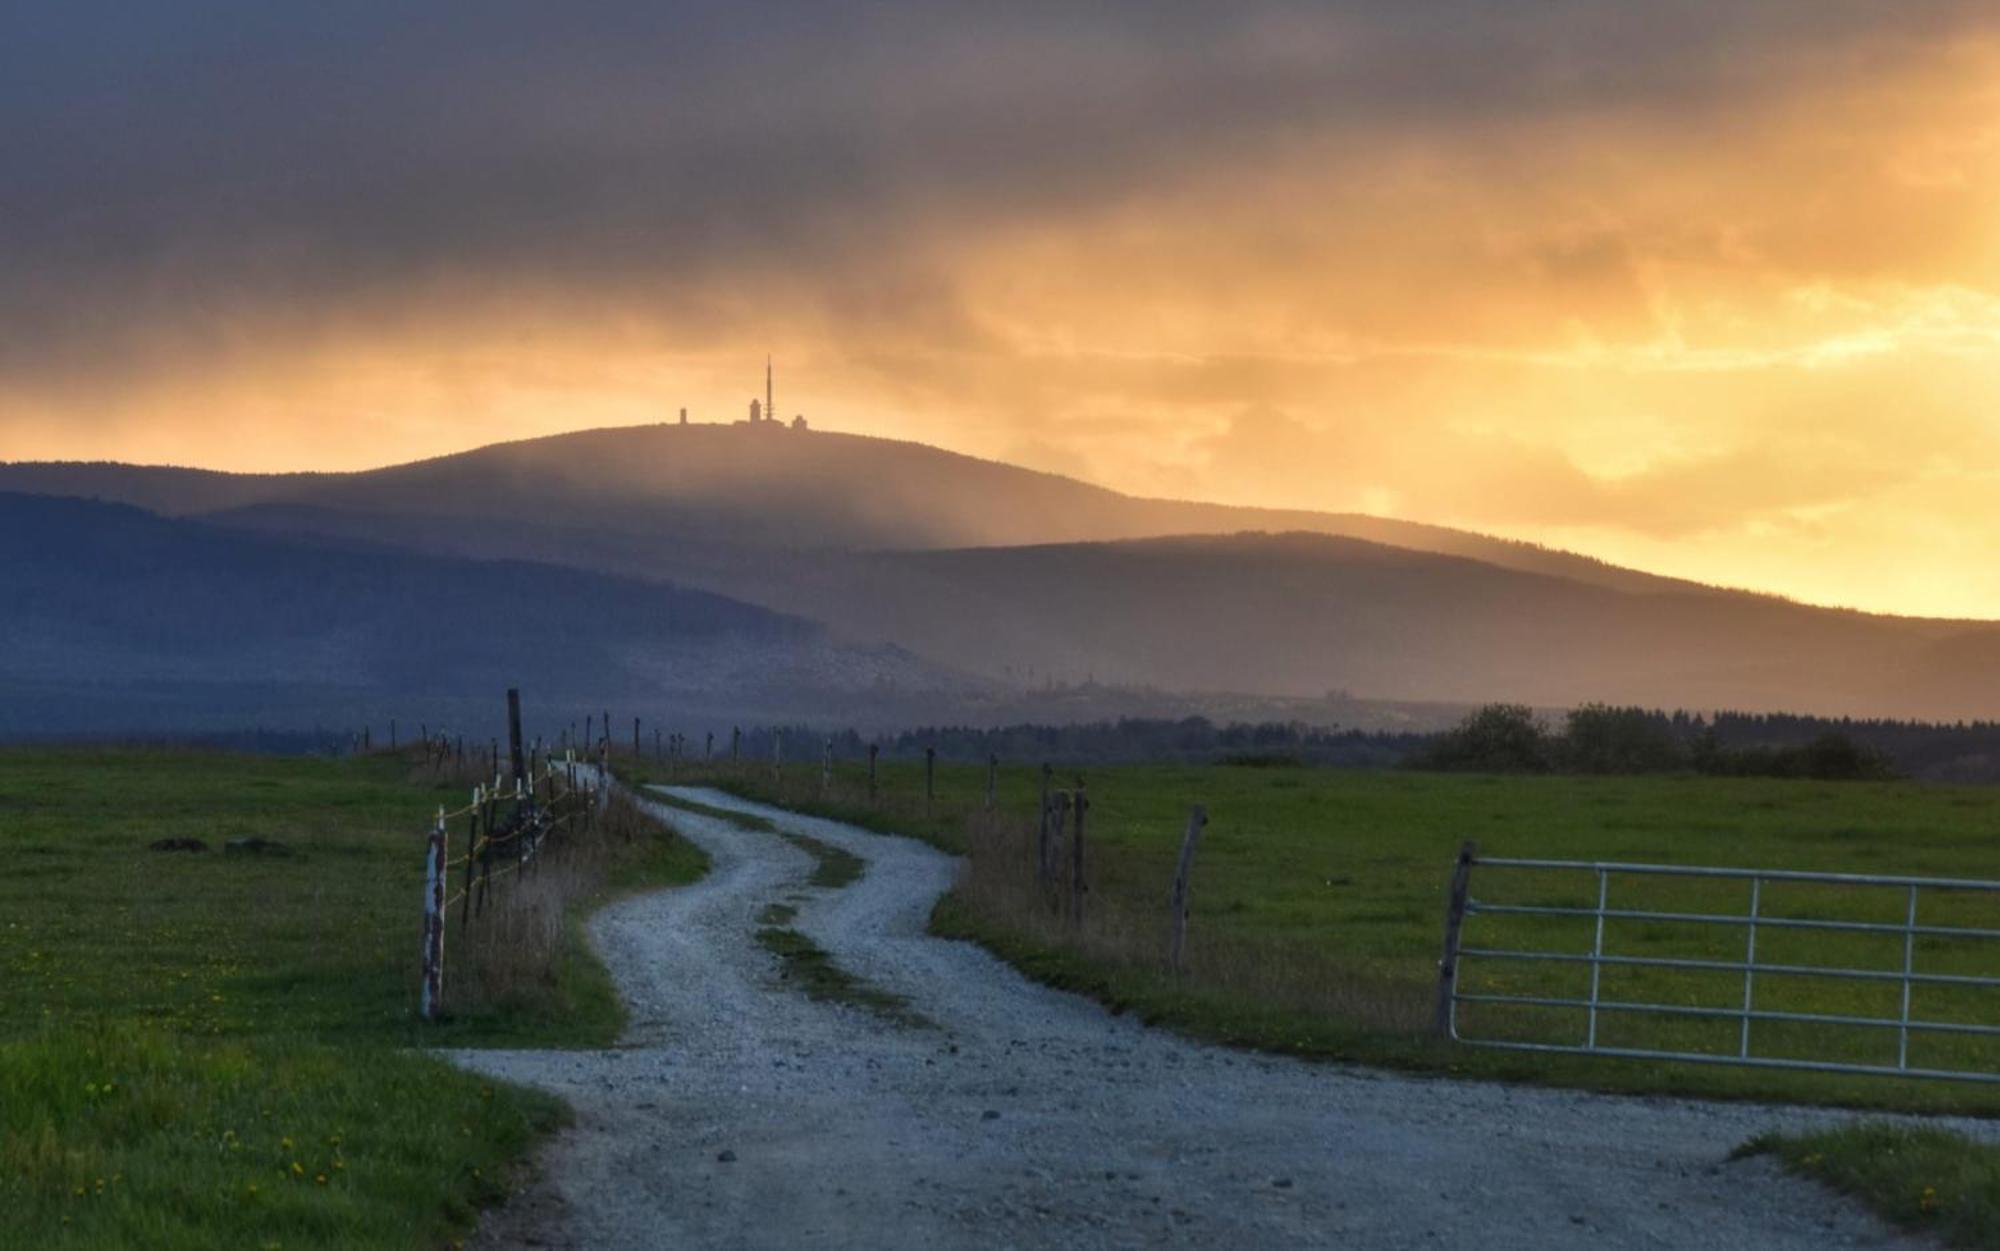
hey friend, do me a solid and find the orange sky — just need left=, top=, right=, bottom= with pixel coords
left=4, top=7, right=1998, bottom=619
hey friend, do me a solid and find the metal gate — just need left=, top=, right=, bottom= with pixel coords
left=1434, top=845, right=2000, bottom=1083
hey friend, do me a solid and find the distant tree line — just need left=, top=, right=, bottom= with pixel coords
left=1409, top=704, right=1908, bottom=781
left=735, top=708, right=2000, bottom=781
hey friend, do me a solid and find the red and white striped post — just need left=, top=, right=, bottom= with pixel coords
left=419, top=808, right=447, bottom=1021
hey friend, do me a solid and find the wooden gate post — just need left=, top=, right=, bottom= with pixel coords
left=1433, top=840, right=1479, bottom=1039
left=420, top=809, right=447, bottom=1021
left=1168, top=805, right=1208, bottom=976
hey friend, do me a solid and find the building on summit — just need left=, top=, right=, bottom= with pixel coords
left=740, top=357, right=806, bottom=429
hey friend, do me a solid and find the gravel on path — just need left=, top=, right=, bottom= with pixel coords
left=452, top=786, right=1954, bottom=1250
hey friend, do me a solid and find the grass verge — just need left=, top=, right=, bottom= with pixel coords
left=751, top=927, right=931, bottom=1029
left=1740, top=1123, right=2000, bottom=1248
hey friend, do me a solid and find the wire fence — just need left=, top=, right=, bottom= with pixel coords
left=418, top=746, right=609, bottom=1021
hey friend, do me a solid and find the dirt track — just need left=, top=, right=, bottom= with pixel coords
left=451, top=786, right=1937, bottom=1249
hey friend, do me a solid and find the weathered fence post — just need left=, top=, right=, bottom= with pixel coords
left=1070, top=781, right=1088, bottom=924
left=773, top=731, right=783, bottom=780
left=506, top=688, right=526, bottom=786
left=732, top=726, right=741, bottom=761
left=867, top=744, right=879, bottom=802
left=1168, top=805, right=1208, bottom=976
left=420, top=808, right=447, bottom=1020
left=1036, top=764, right=1053, bottom=885
left=1433, top=840, right=1479, bottom=1039
left=460, top=786, right=479, bottom=929
left=706, top=731, right=714, bottom=760
left=822, top=736, right=833, bottom=793
left=925, top=746, right=936, bottom=818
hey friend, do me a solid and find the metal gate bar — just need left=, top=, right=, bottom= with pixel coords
left=1436, top=849, right=2000, bottom=1084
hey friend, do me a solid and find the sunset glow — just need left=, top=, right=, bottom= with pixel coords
left=5, top=5, right=1999, bottom=618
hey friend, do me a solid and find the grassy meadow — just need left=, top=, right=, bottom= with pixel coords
left=0, top=746, right=705, bottom=1249
left=636, top=752, right=2000, bottom=1116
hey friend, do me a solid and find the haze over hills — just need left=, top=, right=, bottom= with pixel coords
left=4, top=422, right=1997, bottom=725
left=0, top=492, right=981, bottom=738
left=755, top=533, right=2000, bottom=720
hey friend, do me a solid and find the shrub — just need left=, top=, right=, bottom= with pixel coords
left=1411, top=703, right=1552, bottom=773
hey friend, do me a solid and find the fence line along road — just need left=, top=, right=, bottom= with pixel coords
left=1435, top=845, right=2000, bottom=1084
left=419, top=747, right=606, bottom=1022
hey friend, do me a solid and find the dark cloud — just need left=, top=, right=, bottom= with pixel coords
left=5, top=1, right=1995, bottom=387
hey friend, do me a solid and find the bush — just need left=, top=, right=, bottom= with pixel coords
left=1411, top=704, right=1552, bottom=773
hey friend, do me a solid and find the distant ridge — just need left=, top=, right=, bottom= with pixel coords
left=0, top=423, right=1727, bottom=595
left=5, top=424, right=1996, bottom=721
left=0, top=491, right=982, bottom=736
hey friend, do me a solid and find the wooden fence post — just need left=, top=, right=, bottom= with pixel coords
left=460, top=786, right=479, bottom=929
left=420, top=808, right=447, bottom=1020
left=773, top=731, right=783, bottom=780
left=706, top=731, right=714, bottom=760
left=1433, top=840, right=1479, bottom=1039
left=986, top=753, right=998, bottom=811
left=1168, top=805, right=1208, bottom=976
left=1070, top=781, right=1088, bottom=924
left=925, top=746, right=936, bottom=818
left=822, top=736, right=833, bottom=792
left=1036, top=764, right=1052, bottom=885
left=868, top=744, right=879, bottom=802
left=732, top=726, right=741, bottom=761
left=506, top=688, right=525, bottom=786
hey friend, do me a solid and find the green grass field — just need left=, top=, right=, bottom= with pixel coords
left=0, top=746, right=705, bottom=1249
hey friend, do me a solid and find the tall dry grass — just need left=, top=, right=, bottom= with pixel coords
left=953, top=810, right=1428, bottom=1035
left=440, top=779, right=665, bottom=1018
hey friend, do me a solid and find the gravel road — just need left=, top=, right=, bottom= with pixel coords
left=451, top=786, right=1948, bottom=1250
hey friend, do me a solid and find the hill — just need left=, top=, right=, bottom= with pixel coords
left=715, top=532, right=2000, bottom=721
left=0, top=493, right=980, bottom=738
left=0, top=424, right=1716, bottom=594
left=6, top=425, right=1996, bottom=722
